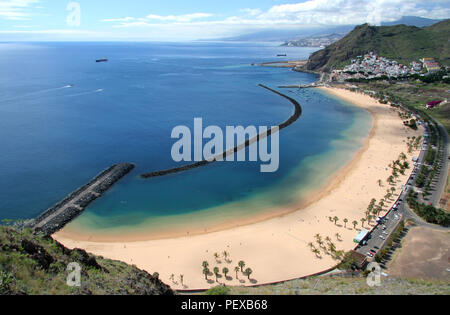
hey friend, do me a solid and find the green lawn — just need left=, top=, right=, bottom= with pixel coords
left=356, top=81, right=450, bottom=133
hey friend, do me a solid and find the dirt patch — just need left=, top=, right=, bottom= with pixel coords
left=388, top=226, right=450, bottom=280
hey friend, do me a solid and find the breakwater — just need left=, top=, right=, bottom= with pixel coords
left=140, top=84, right=302, bottom=179
left=30, top=163, right=135, bottom=235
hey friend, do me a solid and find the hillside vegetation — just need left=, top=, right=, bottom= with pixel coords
left=224, top=276, right=450, bottom=295
left=0, top=226, right=173, bottom=295
left=305, top=20, right=450, bottom=72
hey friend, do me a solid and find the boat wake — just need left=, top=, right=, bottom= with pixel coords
left=67, top=89, right=104, bottom=97
left=0, top=85, right=73, bottom=103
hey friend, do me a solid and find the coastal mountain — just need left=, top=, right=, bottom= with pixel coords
left=381, top=16, right=443, bottom=27
left=0, top=226, right=173, bottom=295
left=214, top=25, right=354, bottom=42
left=305, top=19, right=450, bottom=72
left=209, top=16, right=443, bottom=43
left=281, top=33, right=346, bottom=47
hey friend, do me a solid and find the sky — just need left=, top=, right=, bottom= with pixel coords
left=0, top=0, right=449, bottom=41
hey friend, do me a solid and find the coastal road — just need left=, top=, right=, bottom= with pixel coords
left=428, top=119, right=449, bottom=208
left=356, top=118, right=450, bottom=260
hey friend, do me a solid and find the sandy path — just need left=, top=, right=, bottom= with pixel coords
left=54, top=87, right=423, bottom=290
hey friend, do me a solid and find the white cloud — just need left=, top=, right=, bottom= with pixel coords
left=240, top=8, right=263, bottom=16
left=2, top=0, right=448, bottom=41
left=101, top=17, right=136, bottom=23
left=146, top=13, right=213, bottom=22
left=102, top=12, right=214, bottom=25
left=261, top=0, right=450, bottom=26
left=100, top=0, right=450, bottom=40
left=0, top=0, right=40, bottom=20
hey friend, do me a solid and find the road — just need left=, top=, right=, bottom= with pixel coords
left=355, top=116, right=450, bottom=260
left=427, top=118, right=449, bottom=208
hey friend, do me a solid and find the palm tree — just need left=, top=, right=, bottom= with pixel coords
left=328, top=242, right=336, bottom=253
left=352, top=220, right=358, bottom=229
left=214, top=252, right=220, bottom=262
left=335, top=233, right=341, bottom=241
left=343, top=218, right=348, bottom=228
left=179, top=274, right=184, bottom=286
left=234, top=267, right=240, bottom=279
left=387, top=175, right=395, bottom=185
left=361, top=218, right=366, bottom=228
left=313, top=248, right=321, bottom=258
left=222, top=267, right=229, bottom=279
left=169, top=274, right=175, bottom=283
left=315, top=234, right=322, bottom=242
left=203, top=268, right=210, bottom=280
left=202, top=261, right=209, bottom=269
left=333, top=216, right=339, bottom=225
left=325, top=236, right=332, bottom=244
left=244, top=268, right=253, bottom=280
left=391, top=187, right=396, bottom=194
left=213, top=267, right=220, bottom=282
left=378, top=179, right=383, bottom=187
left=222, top=251, right=229, bottom=261
left=308, top=242, right=314, bottom=249
left=238, top=260, right=246, bottom=272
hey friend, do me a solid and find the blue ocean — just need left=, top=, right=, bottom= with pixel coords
left=0, top=42, right=372, bottom=238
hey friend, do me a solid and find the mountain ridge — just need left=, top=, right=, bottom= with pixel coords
left=205, top=16, right=443, bottom=43
left=304, top=19, right=450, bottom=72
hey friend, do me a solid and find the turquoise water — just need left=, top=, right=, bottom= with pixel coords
left=0, top=42, right=372, bottom=236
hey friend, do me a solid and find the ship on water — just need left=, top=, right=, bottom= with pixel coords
left=96, top=58, right=108, bottom=63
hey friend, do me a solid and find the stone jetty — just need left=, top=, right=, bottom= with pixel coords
left=141, top=84, right=302, bottom=179
left=30, top=163, right=135, bottom=235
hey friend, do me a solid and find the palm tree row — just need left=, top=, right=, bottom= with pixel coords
left=202, top=260, right=253, bottom=282
left=310, top=234, right=344, bottom=261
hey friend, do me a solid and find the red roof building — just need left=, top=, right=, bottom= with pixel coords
left=426, top=100, right=443, bottom=109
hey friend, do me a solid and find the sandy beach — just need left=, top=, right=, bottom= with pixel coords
left=54, top=87, right=423, bottom=290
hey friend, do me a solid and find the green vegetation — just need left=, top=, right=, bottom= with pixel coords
left=0, top=226, right=173, bottom=295
left=205, top=285, right=231, bottom=296
left=305, top=20, right=450, bottom=72
left=357, top=81, right=450, bottom=133
left=224, top=276, right=449, bottom=295
left=407, top=191, right=450, bottom=226
left=375, top=221, right=406, bottom=263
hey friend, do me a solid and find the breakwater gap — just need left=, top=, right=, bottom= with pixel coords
left=140, top=84, right=303, bottom=179
left=30, top=163, right=135, bottom=235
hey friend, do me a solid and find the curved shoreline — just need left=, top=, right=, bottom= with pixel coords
left=57, top=88, right=373, bottom=243
left=54, top=87, right=424, bottom=291
left=140, top=84, right=302, bottom=178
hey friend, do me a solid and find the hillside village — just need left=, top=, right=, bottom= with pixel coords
left=329, top=52, right=444, bottom=82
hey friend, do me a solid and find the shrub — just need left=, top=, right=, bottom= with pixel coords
left=205, top=285, right=231, bottom=296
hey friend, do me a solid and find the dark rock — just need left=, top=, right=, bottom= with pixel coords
left=71, top=248, right=104, bottom=271
left=21, top=239, right=54, bottom=270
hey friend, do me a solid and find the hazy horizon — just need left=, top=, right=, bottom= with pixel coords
left=0, top=0, right=449, bottom=42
